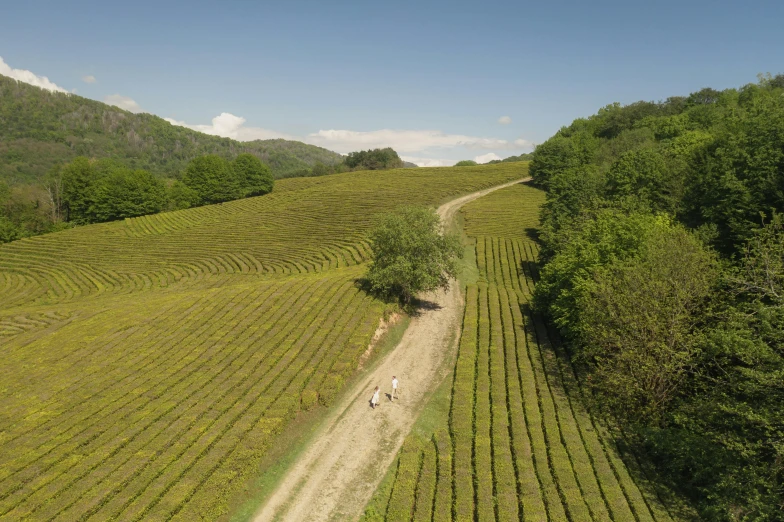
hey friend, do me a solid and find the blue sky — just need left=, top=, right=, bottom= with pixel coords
left=2, top=0, right=782, bottom=165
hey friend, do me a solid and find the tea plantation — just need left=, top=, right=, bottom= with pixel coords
left=0, top=164, right=522, bottom=521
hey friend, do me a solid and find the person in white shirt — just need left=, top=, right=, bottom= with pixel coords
left=371, top=386, right=380, bottom=409
left=391, top=376, right=399, bottom=400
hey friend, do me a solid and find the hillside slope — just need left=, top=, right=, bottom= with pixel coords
left=0, top=163, right=525, bottom=521
left=0, top=75, right=343, bottom=183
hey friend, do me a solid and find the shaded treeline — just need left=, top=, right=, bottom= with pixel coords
left=532, top=74, right=784, bottom=520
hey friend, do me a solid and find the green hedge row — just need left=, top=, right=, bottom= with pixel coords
left=449, top=285, right=478, bottom=521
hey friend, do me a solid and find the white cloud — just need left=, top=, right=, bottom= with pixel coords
left=82, top=75, right=96, bottom=84
left=164, top=112, right=295, bottom=141
left=474, top=152, right=502, bottom=164
left=0, top=56, right=68, bottom=93
left=498, top=116, right=512, bottom=125
left=104, top=94, right=143, bottom=113
left=306, top=129, right=531, bottom=153
left=400, top=156, right=457, bottom=167
left=160, top=112, right=535, bottom=160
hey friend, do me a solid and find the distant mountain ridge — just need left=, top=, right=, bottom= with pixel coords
left=0, top=74, right=344, bottom=184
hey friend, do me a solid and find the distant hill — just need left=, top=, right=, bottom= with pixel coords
left=0, top=75, right=344, bottom=184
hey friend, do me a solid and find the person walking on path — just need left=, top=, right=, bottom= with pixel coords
left=391, top=376, right=399, bottom=400
left=370, top=386, right=380, bottom=409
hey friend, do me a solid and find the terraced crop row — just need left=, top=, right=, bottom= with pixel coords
left=0, top=309, right=71, bottom=338
left=0, top=165, right=524, bottom=310
left=461, top=181, right=544, bottom=241
left=0, top=266, right=384, bottom=521
left=364, top=183, right=677, bottom=521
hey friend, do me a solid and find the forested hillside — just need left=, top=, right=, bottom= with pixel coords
left=531, top=74, right=784, bottom=520
left=0, top=74, right=343, bottom=184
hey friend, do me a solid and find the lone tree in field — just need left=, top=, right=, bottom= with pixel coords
left=366, top=206, right=462, bottom=305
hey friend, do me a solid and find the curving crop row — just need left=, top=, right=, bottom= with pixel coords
left=0, top=164, right=525, bottom=311
left=0, top=267, right=384, bottom=521
left=1, top=276, right=332, bottom=517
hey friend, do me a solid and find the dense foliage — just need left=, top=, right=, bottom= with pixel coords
left=344, top=147, right=404, bottom=170
left=232, top=153, right=274, bottom=197
left=487, top=152, right=533, bottom=164
left=365, top=206, right=462, bottom=305
left=281, top=148, right=416, bottom=179
left=455, top=154, right=533, bottom=167
left=531, top=74, right=784, bottom=520
left=0, top=152, right=279, bottom=234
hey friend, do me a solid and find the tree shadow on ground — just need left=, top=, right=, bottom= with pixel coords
left=407, top=296, right=443, bottom=317
left=354, top=277, right=443, bottom=316
left=519, top=259, right=539, bottom=281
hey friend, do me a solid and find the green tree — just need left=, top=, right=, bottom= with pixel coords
left=310, top=162, right=331, bottom=177
left=454, top=160, right=478, bottom=167
left=182, top=154, right=240, bottom=205
left=539, top=165, right=606, bottom=242
left=0, top=180, right=10, bottom=206
left=594, top=101, right=663, bottom=139
left=605, top=149, right=675, bottom=212
left=91, top=167, right=168, bottom=222
left=529, top=135, right=582, bottom=186
left=232, top=153, right=274, bottom=197
left=168, top=181, right=200, bottom=210
left=534, top=210, right=665, bottom=335
left=365, top=206, right=462, bottom=305
left=344, top=148, right=404, bottom=170
left=642, top=216, right=784, bottom=519
left=576, top=224, right=717, bottom=423
left=0, top=216, right=22, bottom=243
left=61, top=157, right=98, bottom=223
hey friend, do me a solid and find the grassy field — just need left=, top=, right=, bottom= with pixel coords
left=361, top=182, right=681, bottom=521
left=0, top=164, right=524, bottom=521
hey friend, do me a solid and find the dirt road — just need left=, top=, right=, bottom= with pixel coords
left=253, top=178, right=528, bottom=522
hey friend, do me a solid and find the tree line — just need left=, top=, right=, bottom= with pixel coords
left=0, top=153, right=274, bottom=240
left=0, top=147, right=414, bottom=243
left=454, top=153, right=533, bottom=167
left=530, top=73, right=784, bottom=519
left=279, top=147, right=410, bottom=178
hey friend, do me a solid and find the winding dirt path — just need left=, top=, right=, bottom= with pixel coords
left=253, top=178, right=528, bottom=522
